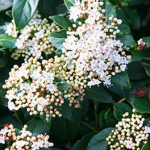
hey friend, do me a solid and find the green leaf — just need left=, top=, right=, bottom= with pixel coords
left=6, top=10, right=12, bottom=18
left=118, top=24, right=131, bottom=35
left=105, top=108, right=117, bottom=127
left=12, top=0, right=39, bottom=30
left=142, top=141, right=150, bottom=150
left=0, top=34, right=17, bottom=49
left=64, top=0, right=75, bottom=10
left=143, top=65, right=150, bottom=77
left=123, top=8, right=140, bottom=29
left=60, top=101, right=73, bottom=121
left=87, top=128, right=116, bottom=150
left=55, top=4, right=68, bottom=15
left=0, top=58, right=6, bottom=68
left=0, top=114, right=22, bottom=129
left=40, top=112, right=52, bottom=128
left=116, top=31, right=136, bottom=46
left=0, top=0, right=13, bottom=12
left=85, top=86, right=114, bottom=103
left=15, top=109, right=25, bottom=125
left=54, top=78, right=71, bottom=91
left=131, top=50, right=143, bottom=62
left=49, top=30, right=67, bottom=49
left=111, top=71, right=131, bottom=88
left=51, top=107, right=81, bottom=142
left=56, top=49, right=63, bottom=57
left=105, top=0, right=116, bottom=24
left=129, top=0, right=145, bottom=6
left=71, top=132, right=95, bottom=150
left=27, top=119, right=50, bottom=136
left=108, top=83, right=131, bottom=98
left=132, top=98, right=150, bottom=113
left=40, top=148, right=52, bottom=150
left=113, top=103, right=132, bottom=121
left=50, top=15, right=73, bottom=30
left=127, top=62, right=147, bottom=80
left=99, top=110, right=107, bottom=130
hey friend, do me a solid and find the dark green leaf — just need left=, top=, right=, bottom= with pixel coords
left=6, top=10, right=12, bottom=18
left=113, top=103, right=132, bottom=121
left=85, top=86, right=114, bottom=103
left=54, top=78, right=71, bottom=91
left=129, top=0, right=146, bottom=6
left=64, top=0, right=75, bottom=10
left=87, top=128, right=116, bottom=150
left=99, top=110, right=107, bottom=130
left=15, top=109, right=25, bottom=125
left=108, top=83, right=131, bottom=98
left=123, top=8, right=140, bottom=29
left=55, top=4, right=68, bottom=15
left=118, top=24, right=131, bottom=35
left=71, top=132, right=95, bottom=150
left=12, top=0, right=39, bottom=30
left=105, top=0, right=116, bottom=24
left=40, top=112, right=52, bottom=128
left=0, top=34, right=17, bottom=49
left=0, top=0, right=13, bottom=12
left=143, top=65, right=150, bottom=77
left=56, top=49, right=63, bottom=57
left=105, top=108, right=117, bottom=127
left=131, top=50, right=143, bottom=62
left=27, top=119, right=50, bottom=136
left=50, top=15, right=73, bottom=30
left=132, top=98, right=150, bottom=113
left=50, top=30, right=67, bottom=49
left=127, top=62, right=147, bottom=80
left=51, top=107, right=81, bottom=142
left=142, top=141, right=150, bottom=150
left=0, top=58, right=6, bottom=68
left=0, top=115, right=22, bottom=129
left=116, top=31, right=136, bottom=46
left=111, top=71, right=131, bottom=88
left=60, top=101, right=73, bottom=121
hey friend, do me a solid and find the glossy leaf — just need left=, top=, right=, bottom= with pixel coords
left=27, top=119, right=50, bottom=136
left=0, top=0, right=13, bottom=12
left=50, top=15, right=73, bottom=30
left=87, top=128, right=116, bottom=150
left=142, top=141, right=150, bottom=150
left=105, top=0, right=116, bottom=24
left=144, top=65, right=150, bottom=77
left=49, top=30, right=67, bottom=49
left=85, top=86, right=114, bottom=103
left=71, top=132, right=95, bottom=150
left=0, top=58, right=6, bottom=68
left=113, top=103, right=132, bottom=121
left=131, top=50, right=143, bottom=62
left=12, top=0, right=39, bottom=30
left=99, top=110, right=107, bottom=130
left=64, top=0, right=75, bottom=10
left=132, top=98, right=150, bottom=113
left=0, top=34, right=17, bottom=49
left=111, top=71, right=131, bottom=88
left=51, top=107, right=81, bottom=142
left=105, top=108, right=117, bottom=127
left=54, top=78, right=71, bottom=91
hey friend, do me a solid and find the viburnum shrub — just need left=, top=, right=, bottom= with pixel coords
left=0, top=0, right=150, bottom=150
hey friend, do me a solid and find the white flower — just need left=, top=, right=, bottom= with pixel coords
left=8, top=101, right=15, bottom=110
left=0, top=136, right=5, bottom=144
left=145, top=126, right=150, bottom=133
left=31, top=141, right=40, bottom=149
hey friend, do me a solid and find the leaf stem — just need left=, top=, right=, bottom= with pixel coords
left=143, top=57, right=150, bottom=61
left=81, top=121, right=98, bottom=133
left=116, top=97, right=126, bottom=104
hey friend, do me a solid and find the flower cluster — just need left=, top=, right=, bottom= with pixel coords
left=5, top=12, right=60, bottom=60
left=0, top=124, right=53, bottom=150
left=62, top=0, right=131, bottom=87
left=3, top=56, right=86, bottom=121
left=106, top=109, right=150, bottom=150
left=137, top=39, right=147, bottom=51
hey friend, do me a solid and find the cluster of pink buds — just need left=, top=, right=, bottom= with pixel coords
left=137, top=39, right=148, bottom=51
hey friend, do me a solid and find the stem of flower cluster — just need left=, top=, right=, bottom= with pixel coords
left=81, top=121, right=98, bottom=133
left=116, top=97, right=126, bottom=104
left=143, top=57, right=150, bottom=61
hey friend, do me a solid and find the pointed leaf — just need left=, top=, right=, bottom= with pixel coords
left=64, top=0, right=75, bottom=10
left=50, top=15, right=73, bottom=30
left=113, top=103, right=132, bottom=121
left=87, top=128, right=116, bottom=150
left=0, top=34, right=17, bottom=49
left=12, top=0, right=39, bottom=30
left=111, top=71, right=131, bottom=88
left=49, top=30, right=67, bottom=49
left=27, top=119, right=50, bottom=136
left=142, top=141, right=150, bottom=150
left=85, top=86, right=114, bottom=103
left=0, top=0, right=13, bottom=12
left=132, top=98, right=150, bottom=113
